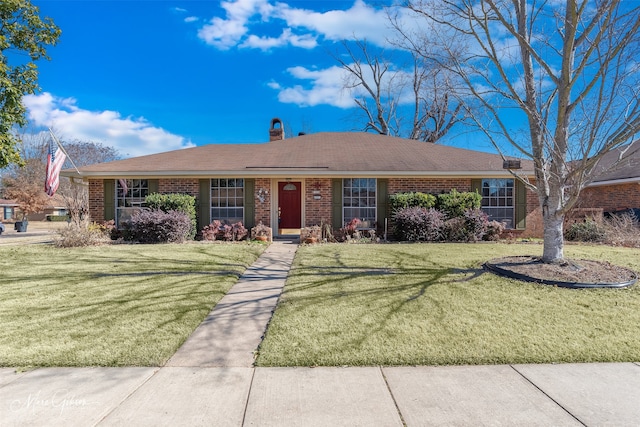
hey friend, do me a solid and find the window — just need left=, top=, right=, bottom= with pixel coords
left=343, top=178, right=376, bottom=225
left=116, top=179, right=148, bottom=225
left=4, top=207, right=14, bottom=220
left=481, top=178, right=514, bottom=228
left=211, top=178, right=244, bottom=224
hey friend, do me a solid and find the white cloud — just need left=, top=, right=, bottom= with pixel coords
left=241, top=28, right=317, bottom=50
left=272, top=65, right=354, bottom=108
left=23, top=93, right=194, bottom=158
left=184, top=16, right=199, bottom=23
left=196, top=0, right=396, bottom=51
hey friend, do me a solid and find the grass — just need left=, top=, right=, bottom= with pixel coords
left=256, top=242, right=640, bottom=367
left=0, top=242, right=264, bottom=367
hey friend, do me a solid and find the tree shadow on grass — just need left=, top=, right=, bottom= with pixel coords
left=259, top=248, right=492, bottom=364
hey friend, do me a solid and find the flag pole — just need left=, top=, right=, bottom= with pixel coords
left=48, top=128, right=81, bottom=174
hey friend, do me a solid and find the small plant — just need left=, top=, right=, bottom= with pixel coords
left=201, top=220, right=222, bottom=241
left=565, top=219, right=605, bottom=243
left=602, top=212, right=640, bottom=247
left=251, top=221, right=272, bottom=241
left=484, top=220, right=506, bottom=241
left=300, top=225, right=321, bottom=243
left=202, top=220, right=248, bottom=241
left=55, top=221, right=109, bottom=247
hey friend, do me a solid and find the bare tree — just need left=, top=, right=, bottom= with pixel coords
left=403, top=0, right=640, bottom=262
left=335, top=39, right=463, bottom=142
left=1, top=130, right=121, bottom=226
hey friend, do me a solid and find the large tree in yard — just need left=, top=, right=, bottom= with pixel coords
left=403, top=0, right=640, bottom=263
left=0, top=0, right=60, bottom=168
left=336, top=39, right=464, bottom=142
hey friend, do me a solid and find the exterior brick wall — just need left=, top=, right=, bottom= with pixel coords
left=578, top=183, right=640, bottom=212
left=88, top=179, right=105, bottom=223
left=388, top=178, right=472, bottom=194
left=304, top=178, right=332, bottom=226
left=255, top=178, right=271, bottom=227
left=522, top=185, right=542, bottom=238
left=158, top=178, right=199, bottom=196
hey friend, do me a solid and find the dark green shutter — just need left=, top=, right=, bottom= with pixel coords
left=515, top=179, right=527, bottom=230
left=471, top=179, right=482, bottom=194
left=332, top=178, right=343, bottom=230
left=148, top=179, right=159, bottom=194
left=376, top=179, right=388, bottom=229
left=244, top=179, right=255, bottom=229
left=198, top=179, right=211, bottom=230
left=104, top=180, right=115, bottom=221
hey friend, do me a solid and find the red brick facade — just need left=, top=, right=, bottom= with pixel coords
left=304, top=178, right=332, bottom=227
left=89, top=179, right=105, bottom=223
left=578, top=183, right=640, bottom=213
left=255, top=178, right=271, bottom=227
left=158, top=178, right=199, bottom=196
left=388, top=178, right=472, bottom=194
left=87, top=176, right=547, bottom=235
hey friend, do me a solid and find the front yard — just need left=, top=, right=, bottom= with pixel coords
left=1, top=240, right=638, bottom=368
left=256, top=243, right=640, bottom=366
left=0, top=243, right=264, bottom=367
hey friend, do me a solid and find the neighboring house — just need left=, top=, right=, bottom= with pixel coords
left=62, top=118, right=540, bottom=237
left=578, top=144, right=640, bottom=214
left=0, top=195, right=67, bottom=222
left=0, top=199, right=18, bottom=221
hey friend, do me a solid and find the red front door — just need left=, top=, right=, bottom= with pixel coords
left=278, top=182, right=302, bottom=229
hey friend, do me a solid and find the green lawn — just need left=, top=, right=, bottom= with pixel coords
left=0, top=243, right=264, bottom=367
left=256, top=243, right=640, bottom=367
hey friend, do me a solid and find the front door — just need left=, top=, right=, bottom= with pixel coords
left=278, top=181, right=302, bottom=229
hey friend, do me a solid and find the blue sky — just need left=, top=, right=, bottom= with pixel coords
left=25, top=0, right=488, bottom=158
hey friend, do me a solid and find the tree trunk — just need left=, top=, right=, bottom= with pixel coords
left=541, top=210, right=564, bottom=263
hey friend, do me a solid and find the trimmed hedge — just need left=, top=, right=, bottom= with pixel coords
left=122, top=209, right=192, bottom=243
left=145, top=193, right=196, bottom=239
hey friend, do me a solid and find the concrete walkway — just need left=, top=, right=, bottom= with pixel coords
left=1, top=241, right=640, bottom=426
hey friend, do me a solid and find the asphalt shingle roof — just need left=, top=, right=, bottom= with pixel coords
left=67, top=132, right=533, bottom=177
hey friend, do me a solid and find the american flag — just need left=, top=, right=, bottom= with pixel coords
left=44, top=138, right=66, bottom=197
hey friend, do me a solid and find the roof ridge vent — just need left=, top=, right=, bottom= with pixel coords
left=269, top=118, right=285, bottom=142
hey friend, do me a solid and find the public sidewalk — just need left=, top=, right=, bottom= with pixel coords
left=1, top=242, right=640, bottom=426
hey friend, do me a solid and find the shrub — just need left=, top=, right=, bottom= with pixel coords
left=602, top=213, right=640, bottom=247
left=145, top=193, right=197, bottom=239
left=55, top=222, right=109, bottom=247
left=484, top=220, right=506, bottom=241
left=393, top=207, right=445, bottom=241
left=201, top=220, right=248, bottom=241
left=565, top=219, right=605, bottom=243
left=47, top=214, right=70, bottom=222
left=389, top=192, right=437, bottom=213
left=442, top=208, right=489, bottom=242
left=122, top=209, right=192, bottom=243
left=436, top=189, right=481, bottom=219
left=442, top=217, right=468, bottom=242
left=201, top=220, right=223, bottom=241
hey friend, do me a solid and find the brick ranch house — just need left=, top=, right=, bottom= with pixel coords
left=575, top=144, right=640, bottom=215
left=63, top=119, right=542, bottom=237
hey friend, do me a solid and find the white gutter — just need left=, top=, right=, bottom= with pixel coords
left=586, top=177, right=640, bottom=187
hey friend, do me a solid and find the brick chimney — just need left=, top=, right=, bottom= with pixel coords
left=269, top=118, right=285, bottom=141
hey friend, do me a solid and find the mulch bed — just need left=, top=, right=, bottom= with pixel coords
left=484, top=256, right=638, bottom=288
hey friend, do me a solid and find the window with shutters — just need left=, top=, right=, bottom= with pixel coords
left=343, top=178, right=376, bottom=226
left=116, top=179, right=149, bottom=225
left=481, top=178, right=514, bottom=228
left=211, top=178, right=244, bottom=224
